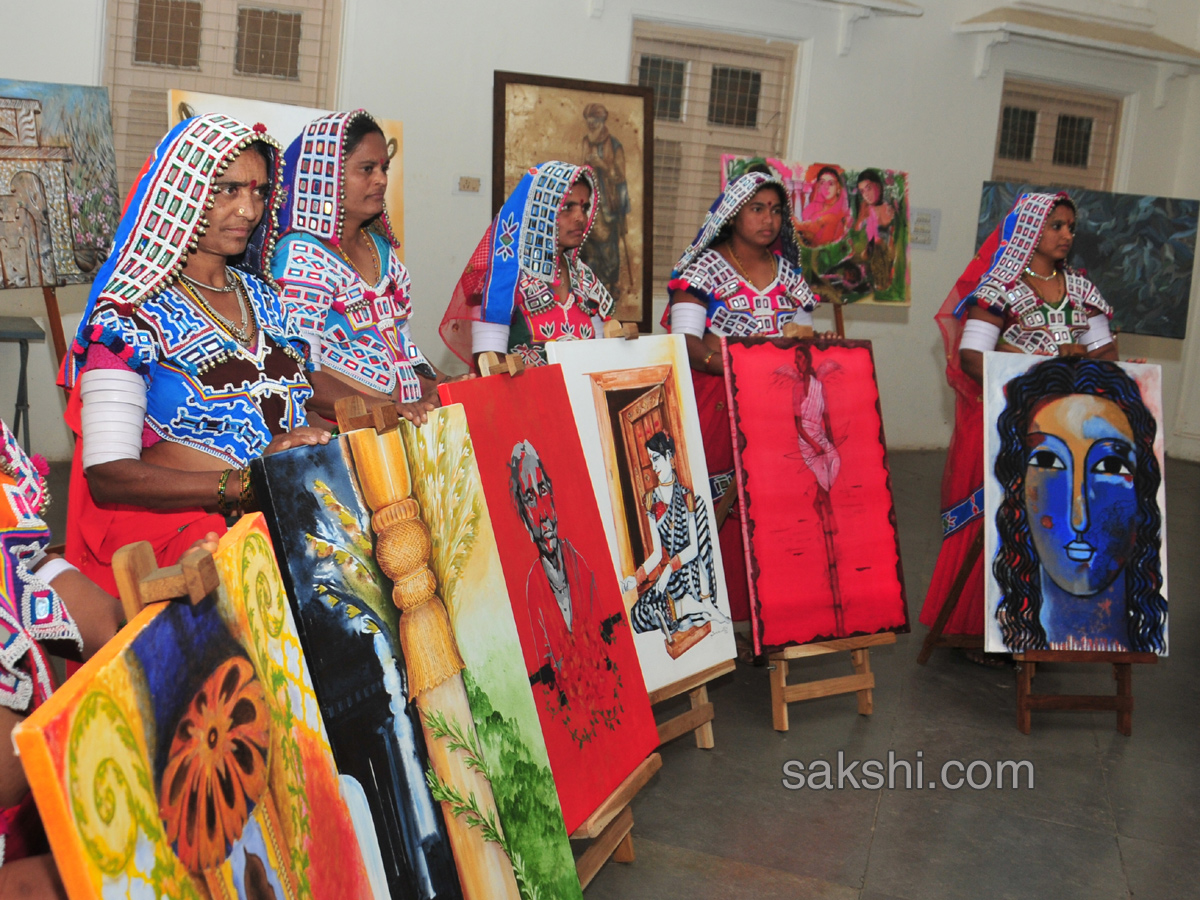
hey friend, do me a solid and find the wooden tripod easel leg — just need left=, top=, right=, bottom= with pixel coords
left=1013, top=651, right=1155, bottom=735
left=851, top=648, right=873, bottom=714
left=917, top=529, right=985, bottom=664
left=571, top=753, right=662, bottom=889
left=768, top=632, right=897, bottom=732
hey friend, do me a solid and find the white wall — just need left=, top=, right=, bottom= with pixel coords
left=2, top=0, right=1199, bottom=460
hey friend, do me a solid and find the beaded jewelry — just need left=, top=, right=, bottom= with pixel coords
left=0, top=448, right=50, bottom=519
left=332, top=228, right=382, bottom=285
left=178, top=274, right=257, bottom=346
left=217, top=468, right=236, bottom=516
left=1023, top=265, right=1059, bottom=282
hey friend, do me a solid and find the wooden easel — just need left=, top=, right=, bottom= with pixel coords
left=571, top=752, right=662, bottom=889
left=1013, top=650, right=1157, bottom=736
left=41, top=286, right=68, bottom=370
left=111, top=541, right=219, bottom=619
left=767, top=631, right=896, bottom=731
left=916, top=530, right=985, bottom=664
left=771, top=313, right=900, bottom=731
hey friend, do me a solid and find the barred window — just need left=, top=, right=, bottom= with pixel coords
left=637, top=55, right=686, bottom=122
left=998, top=106, right=1037, bottom=161
left=134, top=0, right=202, bottom=68
left=992, top=79, right=1120, bottom=191
left=106, top=0, right=342, bottom=194
left=1052, top=114, right=1093, bottom=168
left=236, top=7, right=303, bottom=79
left=707, top=66, right=761, bottom=129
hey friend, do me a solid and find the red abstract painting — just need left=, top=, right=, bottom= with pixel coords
left=441, top=365, right=658, bottom=833
left=724, top=338, right=909, bottom=653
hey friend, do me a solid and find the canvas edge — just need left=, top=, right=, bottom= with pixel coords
left=13, top=601, right=166, bottom=899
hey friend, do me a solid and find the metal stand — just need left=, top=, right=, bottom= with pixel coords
left=0, top=317, right=46, bottom=453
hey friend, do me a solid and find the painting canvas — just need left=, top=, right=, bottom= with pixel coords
left=494, top=71, right=653, bottom=330
left=544, top=335, right=737, bottom=693
left=977, top=181, right=1196, bottom=338
left=253, top=408, right=583, bottom=900
left=721, top=155, right=910, bottom=306
left=982, top=354, right=1169, bottom=655
left=13, top=514, right=381, bottom=900
left=169, top=90, right=405, bottom=255
left=439, top=367, right=659, bottom=828
left=0, top=79, right=119, bottom=288
left=724, top=338, right=909, bottom=654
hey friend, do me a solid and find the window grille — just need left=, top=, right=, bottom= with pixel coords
left=134, top=0, right=203, bottom=68
left=707, top=66, right=761, bottom=129
left=631, top=22, right=796, bottom=292
left=998, top=106, right=1037, bottom=161
left=236, top=7, right=303, bottom=79
left=1052, top=114, right=1093, bottom=168
left=992, top=79, right=1120, bottom=191
left=637, top=56, right=686, bottom=122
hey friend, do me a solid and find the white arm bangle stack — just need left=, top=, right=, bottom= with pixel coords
left=959, top=319, right=1001, bottom=353
left=471, top=320, right=510, bottom=355
left=1081, top=314, right=1114, bottom=351
left=35, top=558, right=78, bottom=584
left=669, top=302, right=707, bottom=339
left=79, top=368, right=147, bottom=469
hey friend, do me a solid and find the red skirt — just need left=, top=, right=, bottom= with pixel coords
left=63, top=389, right=226, bottom=596
left=693, top=369, right=751, bottom=622
left=919, top=372, right=984, bottom=636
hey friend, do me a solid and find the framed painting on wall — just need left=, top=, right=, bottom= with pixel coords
left=545, top=335, right=737, bottom=694
left=982, top=353, right=1168, bottom=655
left=724, top=337, right=909, bottom=654
left=721, top=155, right=911, bottom=306
left=493, top=70, right=653, bottom=331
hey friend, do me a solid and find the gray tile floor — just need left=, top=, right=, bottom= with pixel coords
left=586, top=450, right=1199, bottom=900
left=44, top=452, right=1195, bottom=898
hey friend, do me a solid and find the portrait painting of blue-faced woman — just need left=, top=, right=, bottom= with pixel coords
left=983, top=354, right=1168, bottom=655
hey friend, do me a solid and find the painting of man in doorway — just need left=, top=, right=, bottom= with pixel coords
left=622, top=431, right=728, bottom=649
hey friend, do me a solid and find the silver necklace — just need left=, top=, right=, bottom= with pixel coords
left=182, top=273, right=255, bottom=345
left=1023, top=265, right=1059, bottom=282
left=181, top=266, right=238, bottom=293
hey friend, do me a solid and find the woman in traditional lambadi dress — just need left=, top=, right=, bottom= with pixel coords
left=274, top=110, right=459, bottom=426
left=921, top=191, right=1118, bottom=661
left=663, top=168, right=820, bottom=621
left=440, top=160, right=614, bottom=368
left=61, top=114, right=344, bottom=594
